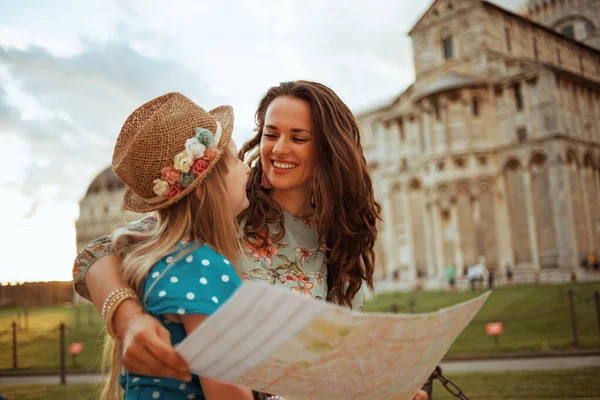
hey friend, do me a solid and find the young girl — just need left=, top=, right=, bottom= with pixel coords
left=101, top=92, right=252, bottom=400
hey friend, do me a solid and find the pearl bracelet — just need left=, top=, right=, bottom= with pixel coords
left=101, top=288, right=135, bottom=321
left=265, top=396, right=286, bottom=400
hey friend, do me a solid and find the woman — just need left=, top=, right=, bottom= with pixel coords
left=73, top=81, right=430, bottom=400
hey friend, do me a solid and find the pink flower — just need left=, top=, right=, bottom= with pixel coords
left=167, top=183, right=183, bottom=200
left=203, top=146, right=218, bottom=162
left=161, top=166, right=181, bottom=185
left=191, top=158, right=208, bottom=175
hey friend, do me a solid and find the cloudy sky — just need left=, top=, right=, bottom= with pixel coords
left=0, top=0, right=522, bottom=283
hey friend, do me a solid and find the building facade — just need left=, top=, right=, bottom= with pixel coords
left=75, top=167, right=144, bottom=254
left=357, top=0, right=600, bottom=287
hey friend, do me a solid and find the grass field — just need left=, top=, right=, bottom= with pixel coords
left=2, top=367, right=599, bottom=399
left=365, top=281, right=600, bottom=356
left=0, top=304, right=105, bottom=371
left=1, top=281, right=599, bottom=371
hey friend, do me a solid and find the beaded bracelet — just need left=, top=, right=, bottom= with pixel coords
left=101, top=288, right=138, bottom=340
left=101, top=288, right=135, bottom=321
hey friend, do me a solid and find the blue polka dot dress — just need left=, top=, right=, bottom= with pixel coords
left=120, top=242, right=242, bottom=400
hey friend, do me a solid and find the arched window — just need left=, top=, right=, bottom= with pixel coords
left=441, top=28, right=454, bottom=60
left=472, top=97, right=480, bottom=117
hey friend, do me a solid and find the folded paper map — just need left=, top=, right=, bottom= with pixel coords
left=176, top=282, right=490, bottom=400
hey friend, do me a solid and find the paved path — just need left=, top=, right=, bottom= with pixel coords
left=2, top=355, right=599, bottom=386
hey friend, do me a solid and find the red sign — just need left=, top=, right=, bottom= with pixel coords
left=69, top=342, right=84, bottom=355
left=486, top=322, right=503, bottom=336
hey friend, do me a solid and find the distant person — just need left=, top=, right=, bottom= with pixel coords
left=505, top=264, right=514, bottom=285
left=589, top=252, right=599, bottom=272
left=487, top=268, right=495, bottom=289
left=467, top=261, right=487, bottom=291
left=445, top=264, right=456, bottom=291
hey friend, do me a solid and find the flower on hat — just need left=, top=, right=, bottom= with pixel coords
left=191, top=158, right=209, bottom=175
left=185, top=137, right=206, bottom=159
left=173, top=151, right=193, bottom=173
left=195, top=128, right=215, bottom=147
left=161, top=166, right=181, bottom=185
left=153, top=179, right=170, bottom=197
left=203, top=146, right=218, bottom=162
left=168, top=183, right=183, bottom=200
left=179, top=172, right=195, bottom=189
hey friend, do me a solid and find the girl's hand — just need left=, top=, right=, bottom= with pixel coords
left=413, top=390, right=429, bottom=400
left=118, top=307, right=191, bottom=382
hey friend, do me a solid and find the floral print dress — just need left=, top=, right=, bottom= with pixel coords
left=72, top=213, right=363, bottom=311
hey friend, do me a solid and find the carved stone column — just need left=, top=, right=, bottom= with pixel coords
left=494, top=174, right=514, bottom=275
left=523, top=169, right=541, bottom=271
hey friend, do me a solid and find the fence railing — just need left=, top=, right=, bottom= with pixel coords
left=1, top=290, right=600, bottom=385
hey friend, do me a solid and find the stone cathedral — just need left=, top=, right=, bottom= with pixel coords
left=357, top=0, right=600, bottom=287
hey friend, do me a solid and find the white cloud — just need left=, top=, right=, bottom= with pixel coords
left=0, top=133, right=32, bottom=186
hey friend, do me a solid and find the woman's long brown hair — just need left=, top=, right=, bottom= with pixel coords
left=239, top=80, right=381, bottom=307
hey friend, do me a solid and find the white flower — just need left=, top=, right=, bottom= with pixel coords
left=173, top=151, right=193, bottom=173
left=153, top=179, right=170, bottom=196
left=185, top=137, right=206, bottom=159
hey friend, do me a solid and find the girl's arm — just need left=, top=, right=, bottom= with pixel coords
left=177, top=314, right=254, bottom=400
left=77, top=232, right=190, bottom=382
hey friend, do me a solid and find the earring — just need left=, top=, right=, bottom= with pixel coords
left=310, top=192, right=315, bottom=207
left=261, top=172, right=273, bottom=189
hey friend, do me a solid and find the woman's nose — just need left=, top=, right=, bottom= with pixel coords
left=272, top=137, right=290, bottom=155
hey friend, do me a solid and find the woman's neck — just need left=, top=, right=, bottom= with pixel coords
left=271, top=188, right=314, bottom=218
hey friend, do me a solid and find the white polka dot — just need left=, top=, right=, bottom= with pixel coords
left=212, top=296, right=219, bottom=304
left=177, top=308, right=185, bottom=315
left=199, top=277, right=207, bottom=285
left=223, top=259, right=230, bottom=265
left=186, top=255, right=193, bottom=262
left=221, top=275, right=230, bottom=282
left=179, top=383, right=186, bottom=390
left=170, top=276, right=179, bottom=283
left=186, top=292, right=195, bottom=300
left=152, top=391, right=161, bottom=399
left=201, top=259, right=210, bottom=266
left=187, top=394, right=195, bottom=399
left=158, top=290, right=166, bottom=297
left=166, top=256, right=173, bottom=263
left=135, top=387, right=139, bottom=390
left=152, top=272, right=159, bottom=278
left=132, top=377, right=140, bottom=383
left=154, top=379, right=161, bottom=383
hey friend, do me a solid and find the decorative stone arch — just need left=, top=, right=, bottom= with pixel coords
left=454, top=180, right=473, bottom=196
left=566, top=148, right=580, bottom=167
left=502, top=157, right=523, bottom=172
left=409, top=178, right=423, bottom=191
left=550, top=14, right=597, bottom=37
left=583, top=152, right=595, bottom=169
left=529, top=151, right=549, bottom=170
left=476, top=178, right=494, bottom=194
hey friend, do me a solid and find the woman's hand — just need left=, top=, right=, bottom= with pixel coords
left=117, top=305, right=191, bottom=382
left=413, top=390, right=429, bottom=400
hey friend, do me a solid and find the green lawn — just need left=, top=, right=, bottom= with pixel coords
left=365, top=281, right=600, bottom=356
left=2, top=368, right=599, bottom=399
left=0, top=304, right=105, bottom=371
left=1, top=282, right=599, bottom=372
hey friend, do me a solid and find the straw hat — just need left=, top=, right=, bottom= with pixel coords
left=112, top=92, right=234, bottom=213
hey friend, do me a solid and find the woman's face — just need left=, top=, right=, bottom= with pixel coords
left=223, top=140, right=251, bottom=216
left=260, top=96, right=316, bottom=194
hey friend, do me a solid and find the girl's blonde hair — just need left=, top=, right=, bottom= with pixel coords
left=101, top=149, right=242, bottom=400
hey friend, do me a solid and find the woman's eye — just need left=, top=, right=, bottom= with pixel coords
left=263, top=133, right=277, bottom=138
left=293, top=138, right=308, bottom=143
